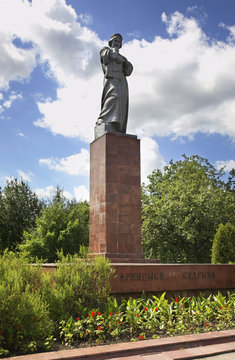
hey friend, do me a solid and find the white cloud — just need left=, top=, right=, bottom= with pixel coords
left=141, top=137, right=166, bottom=183
left=0, top=0, right=36, bottom=90
left=74, top=185, right=89, bottom=202
left=215, top=159, right=235, bottom=172
left=39, top=148, right=89, bottom=176
left=78, top=13, right=93, bottom=25
left=0, top=0, right=102, bottom=90
left=35, top=75, right=102, bottom=142
left=17, top=130, right=25, bottom=137
left=35, top=184, right=88, bottom=201
left=3, top=92, right=22, bottom=109
left=18, top=170, right=33, bottom=182
left=35, top=185, right=55, bottom=198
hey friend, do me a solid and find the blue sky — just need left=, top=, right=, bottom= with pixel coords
left=0, top=0, right=235, bottom=200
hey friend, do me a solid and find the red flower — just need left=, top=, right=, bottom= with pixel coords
left=182, top=305, right=185, bottom=309
left=136, top=314, right=139, bottom=317
left=0, top=330, right=3, bottom=335
left=224, top=305, right=227, bottom=308
left=229, top=307, right=231, bottom=310
left=175, top=297, right=179, bottom=303
left=139, top=335, right=144, bottom=339
left=116, top=312, right=119, bottom=315
left=155, top=307, right=158, bottom=312
left=91, top=311, right=95, bottom=317
left=205, top=323, right=209, bottom=327
left=97, top=326, right=101, bottom=330
left=144, top=307, right=147, bottom=311
left=219, top=307, right=222, bottom=310
left=117, top=321, right=120, bottom=324
left=77, top=317, right=80, bottom=321
left=98, top=311, right=101, bottom=316
left=109, top=312, right=113, bottom=316
left=17, top=324, right=21, bottom=331
left=88, top=314, right=90, bottom=317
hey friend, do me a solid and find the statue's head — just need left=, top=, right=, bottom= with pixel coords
left=108, top=33, right=123, bottom=49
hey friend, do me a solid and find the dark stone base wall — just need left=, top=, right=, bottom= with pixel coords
left=41, top=263, right=235, bottom=298
left=110, top=263, right=235, bottom=295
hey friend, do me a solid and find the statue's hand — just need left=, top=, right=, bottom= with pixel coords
left=116, top=54, right=127, bottom=64
left=109, top=48, right=119, bottom=60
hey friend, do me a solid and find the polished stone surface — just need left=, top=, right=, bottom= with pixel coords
left=89, top=133, right=144, bottom=262
left=110, top=263, right=235, bottom=294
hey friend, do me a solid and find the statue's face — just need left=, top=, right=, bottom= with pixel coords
left=111, top=37, right=122, bottom=49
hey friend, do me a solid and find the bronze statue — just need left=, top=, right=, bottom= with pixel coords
left=95, top=34, right=133, bottom=138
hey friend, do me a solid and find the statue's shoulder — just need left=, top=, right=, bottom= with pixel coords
left=100, top=46, right=110, bottom=55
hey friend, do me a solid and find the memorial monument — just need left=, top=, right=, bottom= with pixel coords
left=89, top=33, right=145, bottom=262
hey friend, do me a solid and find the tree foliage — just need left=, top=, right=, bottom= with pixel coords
left=211, top=222, right=235, bottom=264
left=20, top=188, right=89, bottom=262
left=0, top=179, right=43, bottom=251
left=142, top=155, right=235, bottom=263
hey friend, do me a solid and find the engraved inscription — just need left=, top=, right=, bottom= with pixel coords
left=120, top=272, right=164, bottom=281
left=119, top=271, right=217, bottom=282
left=183, top=271, right=216, bottom=280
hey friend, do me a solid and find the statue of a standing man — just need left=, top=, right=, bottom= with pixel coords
left=95, top=34, right=133, bottom=138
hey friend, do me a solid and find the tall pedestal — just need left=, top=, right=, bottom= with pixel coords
left=89, top=133, right=145, bottom=262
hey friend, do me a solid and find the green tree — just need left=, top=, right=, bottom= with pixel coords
left=142, top=155, right=235, bottom=263
left=211, top=222, right=235, bottom=264
left=20, top=188, right=89, bottom=262
left=0, top=179, right=43, bottom=251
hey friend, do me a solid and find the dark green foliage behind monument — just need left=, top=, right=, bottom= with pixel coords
left=211, top=222, right=235, bottom=264
left=142, top=155, right=235, bottom=263
left=20, top=188, right=89, bottom=262
left=0, top=178, right=43, bottom=251
left=0, top=181, right=89, bottom=262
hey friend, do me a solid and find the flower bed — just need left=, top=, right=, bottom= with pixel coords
left=59, top=292, right=235, bottom=347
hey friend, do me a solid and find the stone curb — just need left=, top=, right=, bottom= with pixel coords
left=110, top=342, right=235, bottom=359
left=4, top=330, right=235, bottom=360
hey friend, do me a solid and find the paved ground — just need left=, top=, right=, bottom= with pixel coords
left=5, top=329, right=235, bottom=360
left=191, top=352, right=235, bottom=360
left=110, top=343, right=235, bottom=359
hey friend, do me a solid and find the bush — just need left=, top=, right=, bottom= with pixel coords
left=19, top=191, right=89, bottom=262
left=211, top=222, right=235, bottom=264
left=0, top=251, right=53, bottom=356
left=41, top=250, right=115, bottom=325
left=0, top=250, right=114, bottom=356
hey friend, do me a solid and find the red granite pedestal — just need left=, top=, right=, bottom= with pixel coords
left=89, top=133, right=145, bottom=262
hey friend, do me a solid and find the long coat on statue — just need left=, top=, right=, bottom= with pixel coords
left=97, top=46, right=133, bottom=133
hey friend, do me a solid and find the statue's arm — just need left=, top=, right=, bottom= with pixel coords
left=123, top=61, right=133, bottom=76
left=100, top=47, right=117, bottom=65
left=100, top=46, right=133, bottom=76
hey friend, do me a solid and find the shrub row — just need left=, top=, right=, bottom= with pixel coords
left=0, top=250, right=114, bottom=357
